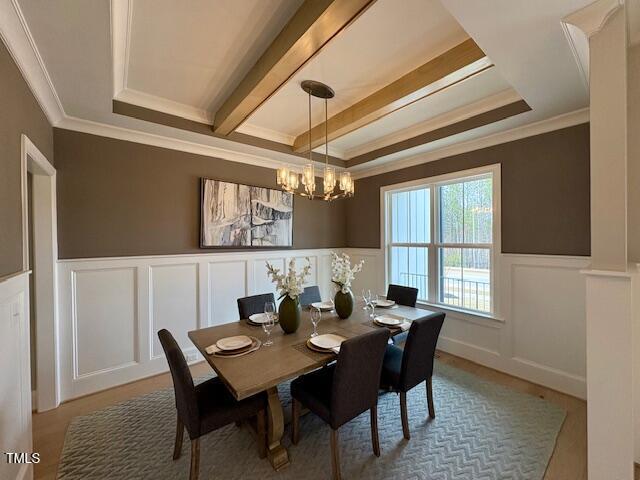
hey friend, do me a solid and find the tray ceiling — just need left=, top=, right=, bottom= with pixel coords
left=10, top=0, right=594, bottom=175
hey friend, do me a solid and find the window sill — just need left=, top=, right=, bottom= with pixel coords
left=414, top=301, right=505, bottom=326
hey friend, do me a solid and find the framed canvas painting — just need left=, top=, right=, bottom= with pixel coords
left=200, top=178, right=294, bottom=248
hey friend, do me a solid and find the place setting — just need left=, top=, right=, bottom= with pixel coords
left=301, top=305, right=345, bottom=355
left=373, top=313, right=412, bottom=332
left=204, top=334, right=262, bottom=358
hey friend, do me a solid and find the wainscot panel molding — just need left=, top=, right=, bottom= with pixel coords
left=0, top=272, right=33, bottom=480
left=343, top=248, right=589, bottom=399
left=57, top=249, right=335, bottom=401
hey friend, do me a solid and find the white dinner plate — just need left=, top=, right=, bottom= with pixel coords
left=248, top=313, right=271, bottom=324
left=216, top=335, right=252, bottom=351
left=374, top=299, right=396, bottom=308
left=311, top=301, right=334, bottom=311
left=309, top=333, right=345, bottom=350
left=374, top=314, right=404, bottom=326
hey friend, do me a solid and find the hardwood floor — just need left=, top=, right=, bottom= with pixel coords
left=32, top=352, right=587, bottom=480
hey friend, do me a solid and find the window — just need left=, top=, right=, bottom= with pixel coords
left=384, top=166, right=498, bottom=315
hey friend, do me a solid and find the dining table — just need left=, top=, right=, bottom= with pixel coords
left=188, top=300, right=437, bottom=471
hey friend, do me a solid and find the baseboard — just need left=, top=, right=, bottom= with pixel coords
left=438, top=336, right=586, bottom=400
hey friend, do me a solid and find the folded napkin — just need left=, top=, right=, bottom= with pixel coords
left=205, top=344, right=222, bottom=355
left=331, top=345, right=340, bottom=354
left=399, top=321, right=411, bottom=331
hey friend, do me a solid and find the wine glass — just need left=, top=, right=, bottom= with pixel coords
left=369, top=292, right=377, bottom=319
left=310, top=307, right=321, bottom=338
left=263, top=302, right=276, bottom=346
left=362, top=289, right=371, bottom=310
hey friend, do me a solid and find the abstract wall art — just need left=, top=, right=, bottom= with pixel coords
left=200, top=178, right=293, bottom=247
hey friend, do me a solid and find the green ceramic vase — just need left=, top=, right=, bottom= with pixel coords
left=278, top=295, right=301, bottom=334
left=334, top=290, right=354, bottom=319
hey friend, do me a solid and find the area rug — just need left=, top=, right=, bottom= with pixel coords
left=57, top=362, right=566, bottom=479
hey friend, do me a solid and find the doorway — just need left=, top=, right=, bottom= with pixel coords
left=21, top=134, right=59, bottom=412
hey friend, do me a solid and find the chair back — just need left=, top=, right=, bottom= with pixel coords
left=157, top=329, right=200, bottom=437
left=400, top=313, right=446, bottom=391
left=237, top=293, right=276, bottom=319
left=299, top=286, right=321, bottom=307
left=330, top=329, right=389, bottom=429
left=386, top=284, right=419, bottom=307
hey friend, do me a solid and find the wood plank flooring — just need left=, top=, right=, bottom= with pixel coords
left=32, top=352, right=587, bottom=480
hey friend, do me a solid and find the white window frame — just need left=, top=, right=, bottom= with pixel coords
left=381, top=164, right=501, bottom=318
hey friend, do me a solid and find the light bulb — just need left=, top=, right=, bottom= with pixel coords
left=324, top=166, right=336, bottom=194
left=288, top=171, right=299, bottom=190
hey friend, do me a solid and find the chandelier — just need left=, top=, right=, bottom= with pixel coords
left=276, top=80, right=354, bottom=201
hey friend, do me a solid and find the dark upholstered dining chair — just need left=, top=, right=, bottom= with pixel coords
left=237, top=293, right=275, bottom=319
left=299, top=285, right=322, bottom=307
left=158, top=329, right=268, bottom=480
left=290, top=329, right=390, bottom=480
left=379, top=312, right=446, bottom=440
left=386, top=284, right=419, bottom=307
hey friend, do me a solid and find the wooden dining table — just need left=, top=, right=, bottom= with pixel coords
left=188, top=301, right=436, bottom=471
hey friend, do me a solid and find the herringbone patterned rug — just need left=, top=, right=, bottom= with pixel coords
left=57, top=362, right=565, bottom=479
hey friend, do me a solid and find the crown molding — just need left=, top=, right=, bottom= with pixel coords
left=114, top=88, right=213, bottom=124
left=0, top=0, right=65, bottom=125
left=351, top=108, right=590, bottom=179
left=563, top=0, right=624, bottom=38
left=235, top=122, right=296, bottom=146
left=56, top=115, right=345, bottom=173
left=342, top=88, right=522, bottom=159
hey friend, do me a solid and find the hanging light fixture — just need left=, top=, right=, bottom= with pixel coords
left=275, top=80, right=355, bottom=201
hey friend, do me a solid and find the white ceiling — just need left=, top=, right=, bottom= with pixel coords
left=242, top=0, right=470, bottom=140
left=8, top=0, right=596, bottom=176
left=331, top=68, right=514, bottom=157
left=127, top=0, right=302, bottom=114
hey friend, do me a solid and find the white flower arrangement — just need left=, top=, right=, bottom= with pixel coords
left=331, top=252, right=364, bottom=294
left=266, top=257, right=312, bottom=300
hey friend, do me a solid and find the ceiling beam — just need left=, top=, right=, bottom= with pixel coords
left=293, top=38, right=492, bottom=153
left=346, top=99, right=531, bottom=167
left=212, top=0, right=376, bottom=136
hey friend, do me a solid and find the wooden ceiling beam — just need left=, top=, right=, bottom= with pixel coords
left=293, top=38, right=492, bottom=153
left=212, top=0, right=376, bottom=136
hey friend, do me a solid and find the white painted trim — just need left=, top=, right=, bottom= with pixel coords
left=236, top=123, right=296, bottom=146
left=56, top=115, right=339, bottom=173
left=352, top=108, right=590, bottom=179
left=379, top=164, right=501, bottom=317
left=110, top=0, right=132, bottom=97
left=56, top=248, right=337, bottom=400
left=344, top=247, right=589, bottom=398
left=343, top=88, right=522, bottom=159
left=561, top=21, right=590, bottom=90
left=21, top=135, right=60, bottom=412
left=115, top=88, right=214, bottom=124
left=563, top=0, right=624, bottom=38
left=0, top=0, right=65, bottom=125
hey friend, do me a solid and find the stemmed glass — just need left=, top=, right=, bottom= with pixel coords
left=263, top=302, right=276, bottom=346
left=310, top=307, right=321, bottom=337
left=369, top=295, right=377, bottom=319
left=362, top=289, right=371, bottom=311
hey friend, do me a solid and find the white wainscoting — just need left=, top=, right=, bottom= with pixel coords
left=0, top=272, right=33, bottom=480
left=57, top=249, right=334, bottom=401
left=344, top=248, right=589, bottom=399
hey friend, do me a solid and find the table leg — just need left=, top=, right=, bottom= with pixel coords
left=266, top=386, right=290, bottom=470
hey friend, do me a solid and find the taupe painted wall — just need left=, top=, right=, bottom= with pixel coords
left=628, top=43, right=640, bottom=263
left=54, top=129, right=347, bottom=259
left=0, top=40, right=53, bottom=278
left=346, top=124, right=591, bottom=256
